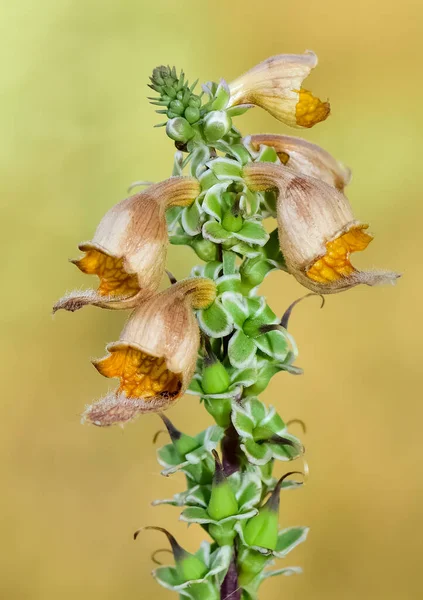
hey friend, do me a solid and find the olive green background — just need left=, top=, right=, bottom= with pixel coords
left=1, top=1, right=421, bottom=598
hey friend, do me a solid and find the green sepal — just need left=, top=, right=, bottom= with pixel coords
left=234, top=221, right=269, bottom=246
left=197, top=298, right=233, bottom=337
left=210, top=80, right=230, bottom=110
left=228, top=329, right=257, bottom=368
left=202, top=220, right=232, bottom=243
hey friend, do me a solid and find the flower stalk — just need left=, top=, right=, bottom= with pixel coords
left=54, top=52, right=399, bottom=599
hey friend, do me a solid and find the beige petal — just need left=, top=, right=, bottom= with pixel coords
left=228, top=51, right=330, bottom=128
left=244, top=134, right=351, bottom=191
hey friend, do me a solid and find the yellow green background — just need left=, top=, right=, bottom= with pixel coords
left=1, top=1, right=421, bottom=598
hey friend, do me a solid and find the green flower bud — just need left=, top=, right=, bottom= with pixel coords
left=166, top=117, right=195, bottom=143
left=208, top=450, right=238, bottom=520
left=222, top=210, right=243, bottom=232
left=144, top=527, right=208, bottom=582
left=202, top=357, right=230, bottom=394
left=188, top=96, right=202, bottom=108
left=160, top=414, right=199, bottom=457
left=168, top=99, right=185, bottom=116
left=203, top=110, right=232, bottom=143
left=243, top=472, right=302, bottom=550
left=185, top=106, right=201, bottom=123
left=191, top=237, right=219, bottom=261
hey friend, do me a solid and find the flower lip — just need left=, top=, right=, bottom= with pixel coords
left=228, top=51, right=330, bottom=128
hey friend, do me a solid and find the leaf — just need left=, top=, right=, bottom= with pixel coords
left=181, top=199, right=203, bottom=236
left=190, top=144, right=211, bottom=178
left=254, top=330, right=289, bottom=361
left=274, top=527, right=310, bottom=558
left=223, top=250, right=237, bottom=275
left=216, top=274, right=242, bottom=294
left=199, top=168, right=220, bottom=191
left=180, top=506, right=212, bottom=524
left=236, top=472, right=262, bottom=510
left=203, top=183, right=228, bottom=221
left=230, top=367, right=256, bottom=387
left=202, top=220, right=232, bottom=243
left=262, top=566, right=302, bottom=579
left=211, top=80, right=230, bottom=110
left=203, top=261, right=223, bottom=280
left=197, top=299, right=233, bottom=337
left=157, top=444, right=181, bottom=468
left=207, top=157, right=243, bottom=180
left=235, top=221, right=269, bottom=246
left=231, top=404, right=255, bottom=437
left=228, top=329, right=257, bottom=368
left=242, top=438, right=273, bottom=466
left=220, top=293, right=247, bottom=329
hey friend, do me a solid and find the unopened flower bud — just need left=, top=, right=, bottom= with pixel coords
left=203, top=110, right=232, bottom=142
left=202, top=357, right=230, bottom=395
left=184, top=106, right=201, bottom=123
left=160, top=414, right=199, bottom=456
left=168, top=99, right=185, bottom=116
left=144, top=527, right=208, bottom=582
left=191, top=237, right=219, bottom=261
left=208, top=451, right=238, bottom=520
left=166, top=117, right=195, bottom=142
left=222, top=210, right=243, bottom=232
left=243, top=472, right=301, bottom=550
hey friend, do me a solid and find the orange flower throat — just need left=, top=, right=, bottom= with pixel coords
left=307, top=226, right=373, bottom=283
left=74, top=248, right=140, bottom=297
left=94, top=345, right=182, bottom=399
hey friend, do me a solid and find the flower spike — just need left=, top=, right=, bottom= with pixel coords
left=82, top=278, right=216, bottom=426
left=243, top=162, right=400, bottom=294
left=228, top=51, right=330, bottom=128
left=53, top=177, right=200, bottom=313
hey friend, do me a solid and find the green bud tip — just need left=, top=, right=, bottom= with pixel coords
left=207, top=451, right=239, bottom=521
left=243, top=471, right=304, bottom=550
left=159, top=413, right=199, bottom=456
left=140, top=527, right=208, bottom=582
left=201, top=343, right=230, bottom=394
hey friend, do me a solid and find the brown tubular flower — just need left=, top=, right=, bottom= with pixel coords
left=82, top=278, right=216, bottom=427
left=53, top=178, right=200, bottom=313
left=228, top=51, right=330, bottom=129
left=243, top=162, right=400, bottom=294
left=245, top=134, right=351, bottom=192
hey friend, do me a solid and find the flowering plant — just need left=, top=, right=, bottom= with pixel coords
left=54, top=52, right=399, bottom=599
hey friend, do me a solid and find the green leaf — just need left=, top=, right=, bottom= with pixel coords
left=231, top=241, right=262, bottom=258
left=181, top=199, right=203, bottom=236
left=221, top=293, right=248, bottom=328
left=254, top=330, right=289, bottom=361
left=203, top=261, right=223, bottom=280
left=226, top=104, right=253, bottom=117
left=199, top=169, right=220, bottom=190
left=216, top=274, right=242, bottom=294
left=202, top=220, right=232, bottom=243
left=190, top=144, right=210, bottom=178
left=235, top=221, right=269, bottom=246
left=207, top=157, right=243, bottom=180
left=157, top=444, right=181, bottom=468
left=211, top=80, right=230, bottom=110
left=235, top=472, right=262, bottom=510
left=274, top=527, right=309, bottom=558
left=230, top=367, right=256, bottom=387
left=223, top=250, right=237, bottom=275
left=187, top=377, right=203, bottom=395
left=231, top=404, right=255, bottom=437
left=180, top=506, right=211, bottom=524
left=248, top=398, right=267, bottom=424
left=256, top=145, right=279, bottom=163
left=197, top=299, right=233, bottom=337
left=262, top=566, right=302, bottom=579
left=242, top=438, right=272, bottom=465
left=228, top=329, right=257, bottom=368
left=203, top=183, right=228, bottom=221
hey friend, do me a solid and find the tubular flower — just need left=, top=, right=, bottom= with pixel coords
left=228, top=51, right=330, bottom=129
left=53, top=177, right=200, bottom=312
left=82, top=278, right=216, bottom=426
left=244, top=134, right=351, bottom=191
left=243, top=162, right=400, bottom=294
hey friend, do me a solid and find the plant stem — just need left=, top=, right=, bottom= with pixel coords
left=220, top=552, right=241, bottom=600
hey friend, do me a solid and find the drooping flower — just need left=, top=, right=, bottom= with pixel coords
left=244, top=134, right=351, bottom=191
left=243, top=162, right=400, bottom=293
left=227, top=51, right=330, bottom=129
left=82, top=278, right=216, bottom=426
left=53, top=177, right=200, bottom=312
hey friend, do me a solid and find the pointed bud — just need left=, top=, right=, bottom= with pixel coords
left=143, top=527, right=208, bottom=582
left=207, top=451, right=238, bottom=520
left=203, top=110, right=232, bottom=142
left=243, top=162, right=400, bottom=294
left=159, top=413, right=199, bottom=456
left=191, top=237, right=219, bottom=262
left=201, top=350, right=230, bottom=395
left=82, top=278, right=216, bottom=426
left=243, top=472, right=302, bottom=550
left=53, top=178, right=200, bottom=313
left=166, top=117, right=195, bottom=142
left=221, top=210, right=243, bottom=232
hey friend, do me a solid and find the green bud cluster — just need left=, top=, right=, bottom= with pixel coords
left=145, top=64, right=310, bottom=600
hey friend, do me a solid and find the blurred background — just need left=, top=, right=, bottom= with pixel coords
left=1, top=0, right=421, bottom=598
